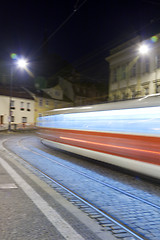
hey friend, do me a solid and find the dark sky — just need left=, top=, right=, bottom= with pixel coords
left=1, top=0, right=160, bottom=67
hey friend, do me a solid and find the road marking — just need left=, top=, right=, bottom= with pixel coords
left=0, top=183, right=18, bottom=189
left=0, top=157, right=84, bottom=240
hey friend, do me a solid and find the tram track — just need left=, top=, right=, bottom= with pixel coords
left=19, top=137, right=160, bottom=211
left=2, top=135, right=160, bottom=239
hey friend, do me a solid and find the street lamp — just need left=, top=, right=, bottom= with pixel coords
left=138, top=44, right=149, bottom=55
left=8, top=57, right=28, bottom=131
left=17, top=58, right=28, bottom=69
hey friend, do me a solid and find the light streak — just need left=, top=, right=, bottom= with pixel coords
left=60, top=136, right=160, bottom=155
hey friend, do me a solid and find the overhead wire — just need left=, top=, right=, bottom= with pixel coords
left=33, top=0, right=88, bottom=57
left=142, top=0, right=160, bottom=5
left=32, top=0, right=160, bottom=84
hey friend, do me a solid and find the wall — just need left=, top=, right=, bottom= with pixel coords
left=0, top=95, right=35, bottom=130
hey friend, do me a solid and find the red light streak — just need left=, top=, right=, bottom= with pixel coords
left=60, top=136, right=160, bottom=155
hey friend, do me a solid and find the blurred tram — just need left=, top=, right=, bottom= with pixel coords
left=37, top=94, right=160, bottom=179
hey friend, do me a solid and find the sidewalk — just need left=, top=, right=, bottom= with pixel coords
left=0, top=156, right=65, bottom=240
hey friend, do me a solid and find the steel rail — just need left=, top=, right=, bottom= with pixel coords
left=19, top=137, right=160, bottom=211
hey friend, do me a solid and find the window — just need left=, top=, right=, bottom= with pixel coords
left=27, top=102, right=31, bottom=111
left=22, top=117, right=27, bottom=123
left=0, top=115, right=4, bottom=124
left=132, top=91, right=136, bottom=99
left=20, top=102, right=24, bottom=110
left=117, top=67, right=121, bottom=81
left=130, top=63, right=136, bottom=78
left=45, top=99, right=49, bottom=106
left=144, top=88, right=149, bottom=95
left=156, top=55, right=160, bottom=69
left=39, top=98, right=43, bottom=106
left=11, top=116, right=15, bottom=122
left=144, top=58, right=150, bottom=73
left=122, top=65, right=126, bottom=80
left=113, top=69, right=117, bottom=83
left=155, top=84, right=160, bottom=93
left=10, top=100, right=15, bottom=109
left=55, top=91, right=59, bottom=96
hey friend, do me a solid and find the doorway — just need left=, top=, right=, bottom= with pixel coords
left=0, top=115, right=4, bottom=124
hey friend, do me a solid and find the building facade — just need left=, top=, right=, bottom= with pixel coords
left=106, top=34, right=160, bottom=101
left=0, top=85, right=73, bottom=130
left=31, top=88, right=73, bottom=123
left=0, top=87, right=35, bottom=130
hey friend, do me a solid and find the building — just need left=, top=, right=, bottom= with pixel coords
left=29, top=87, right=73, bottom=123
left=47, top=66, right=108, bottom=106
left=106, top=34, right=160, bottom=101
left=0, top=86, right=35, bottom=130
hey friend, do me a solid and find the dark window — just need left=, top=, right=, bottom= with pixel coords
left=10, top=100, right=15, bottom=109
left=0, top=115, right=4, bottom=124
left=113, top=69, right=117, bottom=83
left=131, top=63, right=136, bottom=78
left=20, top=102, right=24, bottom=110
left=22, top=117, right=27, bottom=123
left=27, top=102, right=31, bottom=111
left=122, top=65, right=126, bottom=79
left=156, top=55, right=160, bottom=69
left=11, top=116, right=14, bottom=122
left=144, top=58, right=150, bottom=73
left=39, top=98, right=43, bottom=106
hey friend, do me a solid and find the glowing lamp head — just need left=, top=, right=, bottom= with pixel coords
left=17, top=59, right=28, bottom=68
left=138, top=44, right=149, bottom=55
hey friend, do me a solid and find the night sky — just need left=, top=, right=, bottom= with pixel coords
left=1, top=0, right=160, bottom=69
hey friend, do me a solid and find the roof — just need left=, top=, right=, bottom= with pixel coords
left=0, top=85, right=34, bottom=100
left=28, top=88, right=54, bottom=99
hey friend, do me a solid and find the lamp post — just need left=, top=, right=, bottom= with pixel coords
left=8, top=57, right=28, bottom=131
